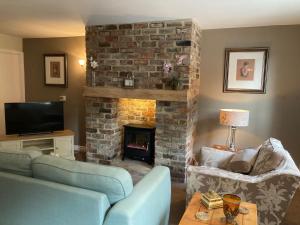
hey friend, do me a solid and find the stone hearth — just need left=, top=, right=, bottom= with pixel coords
left=84, top=19, right=201, bottom=182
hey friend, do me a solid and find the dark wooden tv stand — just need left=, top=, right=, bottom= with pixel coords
left=0, top=130, right=75, bottom=160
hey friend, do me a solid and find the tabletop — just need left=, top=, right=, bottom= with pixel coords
left=179, top=192, right=257, bottom=225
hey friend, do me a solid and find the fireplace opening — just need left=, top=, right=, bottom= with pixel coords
left=123, top=124, right=155, bottom=165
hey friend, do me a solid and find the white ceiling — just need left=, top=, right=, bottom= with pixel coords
left=0, top=0, right=300, bottom=38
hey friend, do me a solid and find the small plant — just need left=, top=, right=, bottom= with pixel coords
left=169, top=75, right=180, bottom=90
left=89, top=57, right=98, bottom=87
left=163, top=62, right=173, bottom=74
left=163, top=61, right=181, bottom=90
left=89, top=56, right=99, bottom=70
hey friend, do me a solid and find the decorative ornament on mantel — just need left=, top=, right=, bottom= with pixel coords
left=89, top=56, right=99, bottom=87
left=176, top=55, right=188, bottom=66
left=123, top=73, right=135, bottom=88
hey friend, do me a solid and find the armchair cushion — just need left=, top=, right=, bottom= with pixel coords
left=250, top=138, right=285, bottom=175
left=200, top=147, right=234, bottom=169
left=227, top=148, right=258, bottom=174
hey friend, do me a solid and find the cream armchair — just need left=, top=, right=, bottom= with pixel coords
left=186, top=148, right=300, bottom=225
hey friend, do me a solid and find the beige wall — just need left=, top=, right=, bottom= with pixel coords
left=0, top=50, right=25, bottom=135
left=23, top=37, right=86, bottom=145
left=196, top=25, right=300, bottom=166
left=22, top=25, right=300, bottom=165
left=0, top=33, right=22, bottom=52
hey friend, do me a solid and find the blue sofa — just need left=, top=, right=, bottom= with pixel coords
left=0, top=150, right=171, bottom=225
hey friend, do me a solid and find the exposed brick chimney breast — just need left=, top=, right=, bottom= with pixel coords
left=85, top=19, right=201, bottom=182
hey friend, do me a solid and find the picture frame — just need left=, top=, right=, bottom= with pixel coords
left=223, top=48, right=269, bottom=93
left=44, top=54, right=68, bottom=87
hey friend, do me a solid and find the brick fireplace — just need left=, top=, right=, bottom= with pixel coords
left=84, top=19, right=201, bottom=182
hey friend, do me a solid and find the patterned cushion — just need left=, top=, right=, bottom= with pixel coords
left=250, top=138, right=285, bottom=175
left=227, top=148, right=259, bottom=174
left=200, top=147, right=235, bottom=169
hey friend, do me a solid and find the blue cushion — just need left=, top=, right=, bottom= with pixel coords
left=0, top=171, right=110, bottom=225
left=0, top=149, right=42, bottom=176
left=32, top=155, right=133, bottom=204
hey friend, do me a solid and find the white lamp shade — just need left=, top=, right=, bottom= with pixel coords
left=220, top=109, right=249, bottom=127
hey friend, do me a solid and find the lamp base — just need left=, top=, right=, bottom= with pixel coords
left=228, top=126, right=238, bottom=152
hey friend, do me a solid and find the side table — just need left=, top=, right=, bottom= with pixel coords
left=179, top=192, right=257, bottom=225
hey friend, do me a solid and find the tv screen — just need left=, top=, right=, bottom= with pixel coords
left=5, top=102, right=64, bottom=135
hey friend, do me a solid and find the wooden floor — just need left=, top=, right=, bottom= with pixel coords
left=169, top=183, right=187, bottom=225
left=169, top=185, right=300, bottom=225
left=282, top=189, right=300, bottom=225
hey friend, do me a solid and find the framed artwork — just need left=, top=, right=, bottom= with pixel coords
left=123, top=77, right=135, bottom=88
left=223, top=48, right=269, bottom=93
left=44, top=54, right=68, bottom=87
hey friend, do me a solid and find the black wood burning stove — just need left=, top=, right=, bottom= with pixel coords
left=123, top=124, right=155, bottom=165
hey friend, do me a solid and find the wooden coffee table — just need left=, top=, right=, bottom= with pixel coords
left=179, top=192, right=257, bottom=225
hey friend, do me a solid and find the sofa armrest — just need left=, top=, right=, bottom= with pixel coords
left=187, top=165, right=300, bottom=185
left=103, top=166, right=171, bottom=225
left=187, top=165, right=255, bottom=183
left=186, top=165, right=300, bottom=202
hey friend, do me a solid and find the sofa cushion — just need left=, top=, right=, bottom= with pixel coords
left=200, top=147, right=235, bottom=169
left=0, top=149, right=42, bottom=176
left=250, top=138, right=285, bottom=175
left=32, top=155, right=133, bottom=204
left=227, top=148, right=259, bottom=174
left=0, top=171, right=111, bottom=225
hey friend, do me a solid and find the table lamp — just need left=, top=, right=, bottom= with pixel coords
left=220, top=109, right=249, bottom=151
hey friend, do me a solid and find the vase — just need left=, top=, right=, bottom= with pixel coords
left=223, top=194, right=241, bottom=224
left=91, top=71, right=96, bottom=87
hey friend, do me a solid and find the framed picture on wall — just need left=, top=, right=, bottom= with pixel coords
left=223, top=48, right=269, bottom=93
left=44, top=54, right=68, bottom=87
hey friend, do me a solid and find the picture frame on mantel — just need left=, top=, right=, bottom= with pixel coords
left=223, top=48, right=269, bottom=93
left=44, top=54, right=68, bottom=87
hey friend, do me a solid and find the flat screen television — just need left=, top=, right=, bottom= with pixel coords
left=5, top=102, right=64, bottom=135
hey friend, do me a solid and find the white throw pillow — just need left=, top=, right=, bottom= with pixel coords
left=200, top=147, right=235, bottom=169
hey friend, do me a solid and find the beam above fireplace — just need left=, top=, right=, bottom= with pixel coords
left=83, top=86, right=187, bottom=102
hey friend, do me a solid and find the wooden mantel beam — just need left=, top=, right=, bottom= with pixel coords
left=83, top=86, right=187, bottom=102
